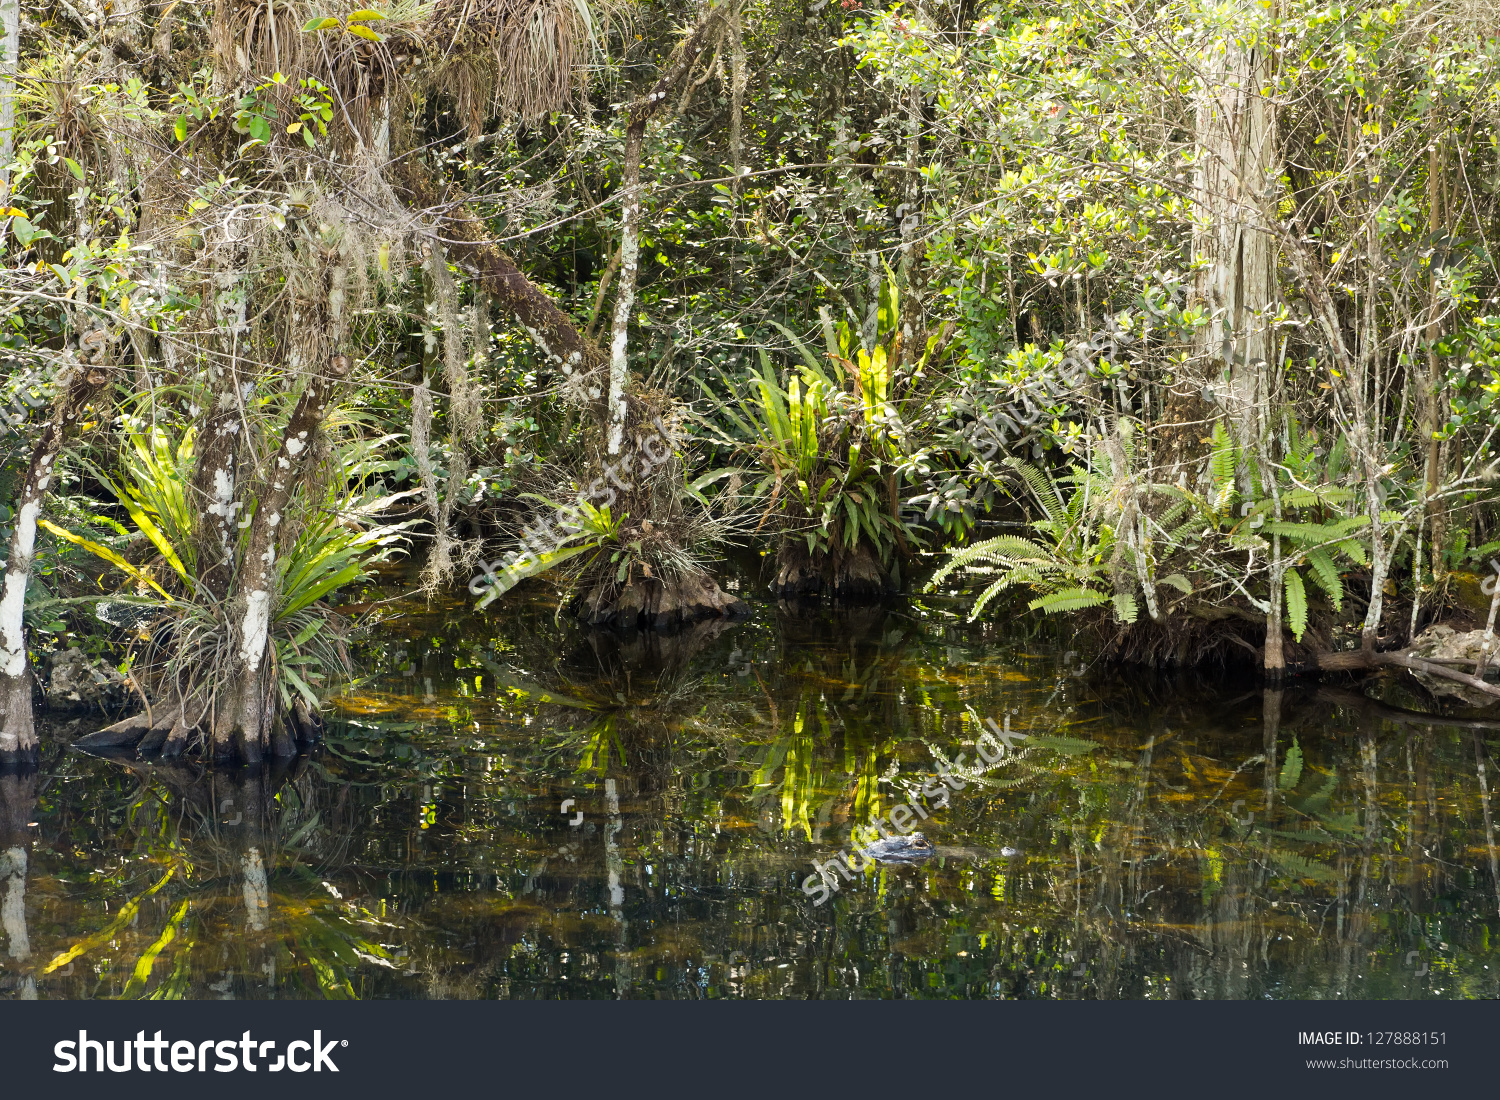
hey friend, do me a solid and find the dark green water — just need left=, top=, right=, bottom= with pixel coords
left=3, top=574, right=1500, bottom=999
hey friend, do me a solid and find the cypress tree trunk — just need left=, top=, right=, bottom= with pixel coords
left=1192, top=11, right=1281, bottom=672
left=606, top=2, right=733, bottom=455
left=190, top=362, right=249, bottom=601
left=1192, top=14, right=1278, bottom=458
left=211, top=358, right=345, bottom=763
left=0, top=364, right=110, bottom=767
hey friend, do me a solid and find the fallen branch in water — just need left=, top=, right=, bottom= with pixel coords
left=1312, top=647, right=1500, bottom=700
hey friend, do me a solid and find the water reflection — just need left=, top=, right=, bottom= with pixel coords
left=5, top=586, right=1500, bottom=999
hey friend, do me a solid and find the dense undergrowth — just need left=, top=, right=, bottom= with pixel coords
left=1, top=0, right=1499, bottom=762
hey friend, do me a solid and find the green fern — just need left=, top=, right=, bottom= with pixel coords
left=1209, top=422, right=1237, bottom=509
left=1026, top=733, right=1100, bottom=755
left=1029, top=587, right=1110, bottom=614
left=1279, top=736, right=1304, bottom=790
left=1284, top=568, right=1308, bottom=641
left=1304, top=548, right=1343, bottom=610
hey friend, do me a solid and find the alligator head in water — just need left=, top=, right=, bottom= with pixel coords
left=859, top=833, right=937, bottom=864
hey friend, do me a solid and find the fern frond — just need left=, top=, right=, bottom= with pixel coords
left=1284, top=568, right=1308, bottom=641
left=1028, top=588, right=1109, bottom=614
left=1304, top=549, right=1343, bottom=610
left=1005, top=457, right=1064, bottom=522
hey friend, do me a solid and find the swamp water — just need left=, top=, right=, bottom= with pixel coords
left=4, top=576, right=1500, bottom=1000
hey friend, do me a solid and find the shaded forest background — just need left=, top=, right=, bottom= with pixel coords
left=0, top=0, right=1499, bottom=764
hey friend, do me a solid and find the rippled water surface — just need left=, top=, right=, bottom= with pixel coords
left=4, top=573, right=1500, bottom=1000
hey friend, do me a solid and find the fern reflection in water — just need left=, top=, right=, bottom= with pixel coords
left=8, top=581, right=1500, bottom=1000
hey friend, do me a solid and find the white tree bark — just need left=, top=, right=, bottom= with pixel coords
left=606, top=125, right=642, bottom=457
left=0, top=363, right=109, bottom=764
left=0, top=0, right=18, bottom=199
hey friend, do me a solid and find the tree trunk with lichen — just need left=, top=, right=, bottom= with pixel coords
left=0, top=364, right=110, bottom=767
left=210, top=358, right=345, bottom=763
left=1192, top=20, right=1277, bottom=454
left=191, top=362, right=249, bottom=601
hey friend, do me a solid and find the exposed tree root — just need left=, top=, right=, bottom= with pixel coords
left=72, top=699, right=323, bottom=761
left=1095, top=602, right=1499, bottom=705
left=771, top=540, right=893, bottom=601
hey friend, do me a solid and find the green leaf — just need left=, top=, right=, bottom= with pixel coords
left=279, top=562, right=362, bottom=619
left=173, top=114, right=188, bottom=142
left=1278, top=737, right=1303, bottom=791
left=302, top=16, right=342, bottom=30
left=282, top=665, right=322, bottom=710
left=1284, top=568, right=1307, bottom=642
left=475, top=542, right=596, bottom=610
left=1159, top=572, right=1192, bottom=594
left=62, top=157, right=85, bottom=181
left=103, top=478, right=191, bottom=584
left=1112, top=590, right=1138, bottom=624
left=291, top=617, right=326, bottom=647
left=346, top=8, right=387, bottom=19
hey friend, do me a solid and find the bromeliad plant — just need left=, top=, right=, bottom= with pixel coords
left=704, top=288, right=925, bottom=595
left=48, top=426, right=411, bottom=755
left=473, top=496, right=624, bottom=609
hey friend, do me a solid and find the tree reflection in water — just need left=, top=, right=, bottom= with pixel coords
left=6, top=587, right=1500, bottom=1000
